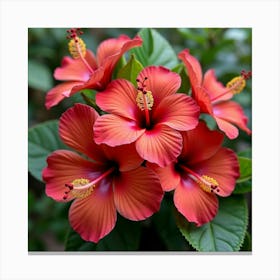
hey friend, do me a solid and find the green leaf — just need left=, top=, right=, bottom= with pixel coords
left=96, top=215, right=141, bottom=250
left=130, top=28, right=178, bottom=68
left=65, top=228, right=97, bottom=251
left=234, top=180, right=252, bottom=194
left=28, top=59, right=53, bottom=91
left=237, top=157, right=252, bottom=183
left=176, top=195, right=248, bottom=252
left=117, top=54, right=144, bottom=86
left=240, top=231, right=252, bottom=251
left=28, top=120, right=68, bottom=182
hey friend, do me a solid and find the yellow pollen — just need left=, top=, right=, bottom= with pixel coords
left=198, top=175, right=219, bottom=193
left=68, top=37, right=86, bottom=59
left=71, top=178, right=94, bottom=199
left=136, top=90, right=154, bottom=111
left=226, top=76, right=246, bottom=94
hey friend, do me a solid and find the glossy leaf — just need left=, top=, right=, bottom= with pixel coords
left=130, top=28, right=178, bottom=68
left=237, top=157, right=252, bottom=183
left=176, top=195, right=248, bottom=252
left=28, top=120, right=68, bottom=182
left=28, top=59, right=53, bottom=91
left=117, top=54, right=144, bottom=86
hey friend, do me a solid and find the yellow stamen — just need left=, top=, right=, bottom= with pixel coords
left=70, top=178, right=95, bottom=199
left=136, top=90, right=154, bottom=111
left=68, top=37, right=86, bottom=59
left=226, top=76, right=246, bottom=95
left=197, top=175, right=219, bottom=193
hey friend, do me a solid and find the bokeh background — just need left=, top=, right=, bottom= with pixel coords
left=28, top=28, right=252, bottom=251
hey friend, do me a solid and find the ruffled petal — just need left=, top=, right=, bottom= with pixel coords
left=69, top=177, right=117, bottom=243
left=43, top=150, right=104, bottom=202
left=180, top=121, right=224, bottom=165
left=101, top=143, right=143, bottom=172
left=203, top=69, right=232, bottom=102
left=97, top=35, right=143, bottom=87
left=94, top=114, right=145, bottom=146
left=191, top=148, right=240, bottom=197
left=214, top=117, right=239, bottom=139
left=178, top=49, right=212, bottom=114
left=147, top=162, right=180, bottom=191
left=152, top=93, right=199, bottom=131
left=96, top=79, right=141, bottom=121
left=54, top=50, right=97, bottom=82
left=174, top=176, right=218, bottom=226
left=135, top=124, right=182, bottom=167
left=213, top=101, right=251, bottom=139
left=137, top=66, right=181, bottom=107
left=178, top=49, right=203, bottom=86
left=45, top=81, right=84, bottom=109
left=113, top=167, right=163, bottom=221
left=59, top=104, right=107, bottom=163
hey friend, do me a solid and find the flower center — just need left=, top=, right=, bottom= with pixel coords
left=66, top=28, right=94, bottom=74
left=210, top=70, right=251, bottom=102
left=63, top=166, right=115, bottom=200
left=136, top=77, right=154, bottom=128
left=179, top=164, right=220, bottom=194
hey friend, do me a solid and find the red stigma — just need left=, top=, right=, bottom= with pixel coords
left=241, top=70, right=252, bottom=80
left=66, top=28, right=84, bottom=40
left=136, top=77, right=148, bottom=92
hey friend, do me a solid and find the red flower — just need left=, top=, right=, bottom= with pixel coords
left=45, top=29, right=142, bottom=109
left=94, top=66, right=200, bottom=167
left=148, top=121, right=240, bottom=226
left=178, top=49, right=252, bottom=139
left=42, top=103, right=163, bottom=243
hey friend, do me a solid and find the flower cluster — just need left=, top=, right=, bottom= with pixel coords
left=43, top=29, right=251, bottom=243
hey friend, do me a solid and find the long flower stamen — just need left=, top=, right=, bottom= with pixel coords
left=136, top=77, right=154, bottom=127
left=63, top=166, right=115, bottom=200
left=66, top=28, right=94, bottom=74
left=209, top=70, right=251, bottom=103
left=179, top=164, right=220, bottom=193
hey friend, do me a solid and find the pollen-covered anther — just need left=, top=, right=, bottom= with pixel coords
left=68, top=37, right=87, bottom=59
left=198, top=175, right=219, bottom=193
left=63, top=178, right=95, bottom=200
left=226, top=76, right=246, bottom=95
left=136, top=90, right=154, bottom=110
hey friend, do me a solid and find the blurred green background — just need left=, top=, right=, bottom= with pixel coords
left=28, top=28, right=252, bottom=251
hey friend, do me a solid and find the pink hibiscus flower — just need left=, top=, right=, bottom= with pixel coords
left=93, top=66, right=200, bottom=167
left=148, top=121, right=240, bottom=226
left=42, top=103, right=163, bottom=243
left=45, top=28, right=143, bottom=109
left=178, top=49, right=252, bottom=139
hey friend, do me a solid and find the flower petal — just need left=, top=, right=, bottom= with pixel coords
left=94, top=114, right=145, bottom=146
left=191, top=148, right=240, bottom=197
left=174, top=177, right=218, bottom=226
left=137, top=66, right=181, bottom=107
left=113, top=167, right=163, bottom=221
left=147, top=162, right=180, bottom=191
left=178, top=49, right=212, bottom=114
left=136, top=124, right=182, bottom=167
left=69, top=177, right=117, bottom=243
left=152, top=93, right=199, bottom=131
left=43, top=150, right=104, bottom=202
left=97, top=35, right=143, bottom=87
left=180, top=121, right=224, bottom=165
left=54, top=50, right=97, bottom=82
left=213, top=101, right=251, bottom=139
left=45, top=81, right=84, bottom=109
left=101, top=143, right=143, bottom=172
left=203, top=69, right=232, bottom=102
left=59, top=103, right=107, bottom=163
left=96, top=79, right=141, bottom=121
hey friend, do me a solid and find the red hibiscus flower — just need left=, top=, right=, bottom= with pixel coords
left=148, top=121, right=240, bottom=226
left=45, top=28, right=142, bottom=109
left=42, top=103, right=163, bottom=243
left=178, top=49, right=252, bottom=139
left=93, top=66, right=200, bottom=167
